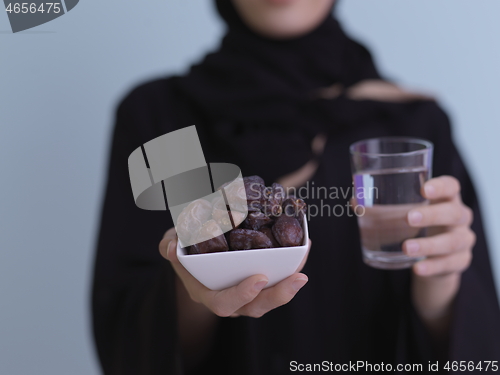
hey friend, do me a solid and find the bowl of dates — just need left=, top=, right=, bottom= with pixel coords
left=176, top=176, right=309, bottom=291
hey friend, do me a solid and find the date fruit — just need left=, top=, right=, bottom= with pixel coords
left=243, top=175, right=265, bottom=186
left=272, top=215, right=304, bottom=247
left=184, top=175, right=307, bottom=254
left=189, top=220, right=229, bottom=254
left=262, top=182, right=285, bottom=216
left=259, top=227, right=281, bottom=248
left=212, top=196, right=233, bottom=231
left=220, top=177, right=248, bottom=212
left=244, top=176, right=266, bottom=212
left=228, top=229, right=273, bottom=250
left=176, top=199, right=213, bottom=244
left=282, top=197, right=307, bottom=219
left=212, top=196, right=246, bottom=229
left=242, top=211, right=273, bottom=231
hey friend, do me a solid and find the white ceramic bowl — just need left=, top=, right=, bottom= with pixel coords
left=177, top=216, right=309, bottom=291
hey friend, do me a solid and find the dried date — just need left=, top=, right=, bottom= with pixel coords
left=241, top=211, right=273, bottom=230
left=272, top=215, right=304, bottom=247
left=258, top=227, right=281, bottom=248
left=176, top=199, right=213, bottom=244
left=282, top=197, right=307, bottom=219
left=262, top=182, right=285, bottom=216
left=212, top=196, right=233, bottom=231
left=190, top=220, right=229, bottom=254
left=243, top=175, right=265, bottom=186
left=220, top=178, right=248, bottom=212
left=229, top=229, right=273, bottom=250
left=244, top=177, right=266, bottom=212
left=185, top=175, right=307, bottom=254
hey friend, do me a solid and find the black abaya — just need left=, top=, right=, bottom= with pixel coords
left=91, top=2, right=500, bottom=374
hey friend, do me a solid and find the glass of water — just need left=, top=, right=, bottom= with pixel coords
left=349, top=137, right=434, bottom=270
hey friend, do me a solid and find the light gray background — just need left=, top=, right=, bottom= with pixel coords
left=1, top=1, right=499, bottom=374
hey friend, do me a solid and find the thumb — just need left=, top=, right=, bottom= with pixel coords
left=159, top=227, right=177, bottom=261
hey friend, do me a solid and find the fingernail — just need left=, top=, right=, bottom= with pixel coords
left=408, top=211, right=423, bottom=225
left=166, top=241, right=173, bottom=258
left=292, top=278, right=308, bottom=292
left=405, top=241, right=420, bottom=256
left=254, top=280, right=268, bottom=291
left=415, top=262, right=428, bottom=275
left=424, top=184, right=436, bottom=198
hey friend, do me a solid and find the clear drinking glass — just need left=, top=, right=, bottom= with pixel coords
left=349, top=137, right=434, bottom=270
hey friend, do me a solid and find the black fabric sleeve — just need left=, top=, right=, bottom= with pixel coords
left=434, top=115, right=500, bottom=364
left=91, top=89, right=182, bottom=375
left=401, top=104, right=500, bottom=369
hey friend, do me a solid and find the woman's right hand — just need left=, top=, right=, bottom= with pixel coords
left=159, top=227, right=310, bottom=318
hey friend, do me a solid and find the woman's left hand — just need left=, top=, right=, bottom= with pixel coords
left=403, top=175, right=475, bottom=277
left=402, top=176, right=476, bottom=337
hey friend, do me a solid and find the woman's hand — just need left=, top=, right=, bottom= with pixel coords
left=402, top=176, right=475, bottom=338
left=159, top=227, right=310, bottom=318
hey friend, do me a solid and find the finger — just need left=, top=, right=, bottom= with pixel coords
left=412, top=251, right=473, bottom=277
left=407, top=202, right=472, bottom=227
left=204, top=275, right=269, bottom=317
left=423, top=176, right=460, bottom=201
left=296, top=239, right=311, bottom=273
left=235, top=273, right=308, bottom=318
left=403, top=227, right=476, bottom=257
left=159, top=227, right=177, bottom=259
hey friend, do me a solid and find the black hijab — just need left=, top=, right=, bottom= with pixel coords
left=174, top=0, right=383, bottom=181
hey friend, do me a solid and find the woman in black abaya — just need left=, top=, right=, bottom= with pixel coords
left=92, top=1, right=500, bottom=374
